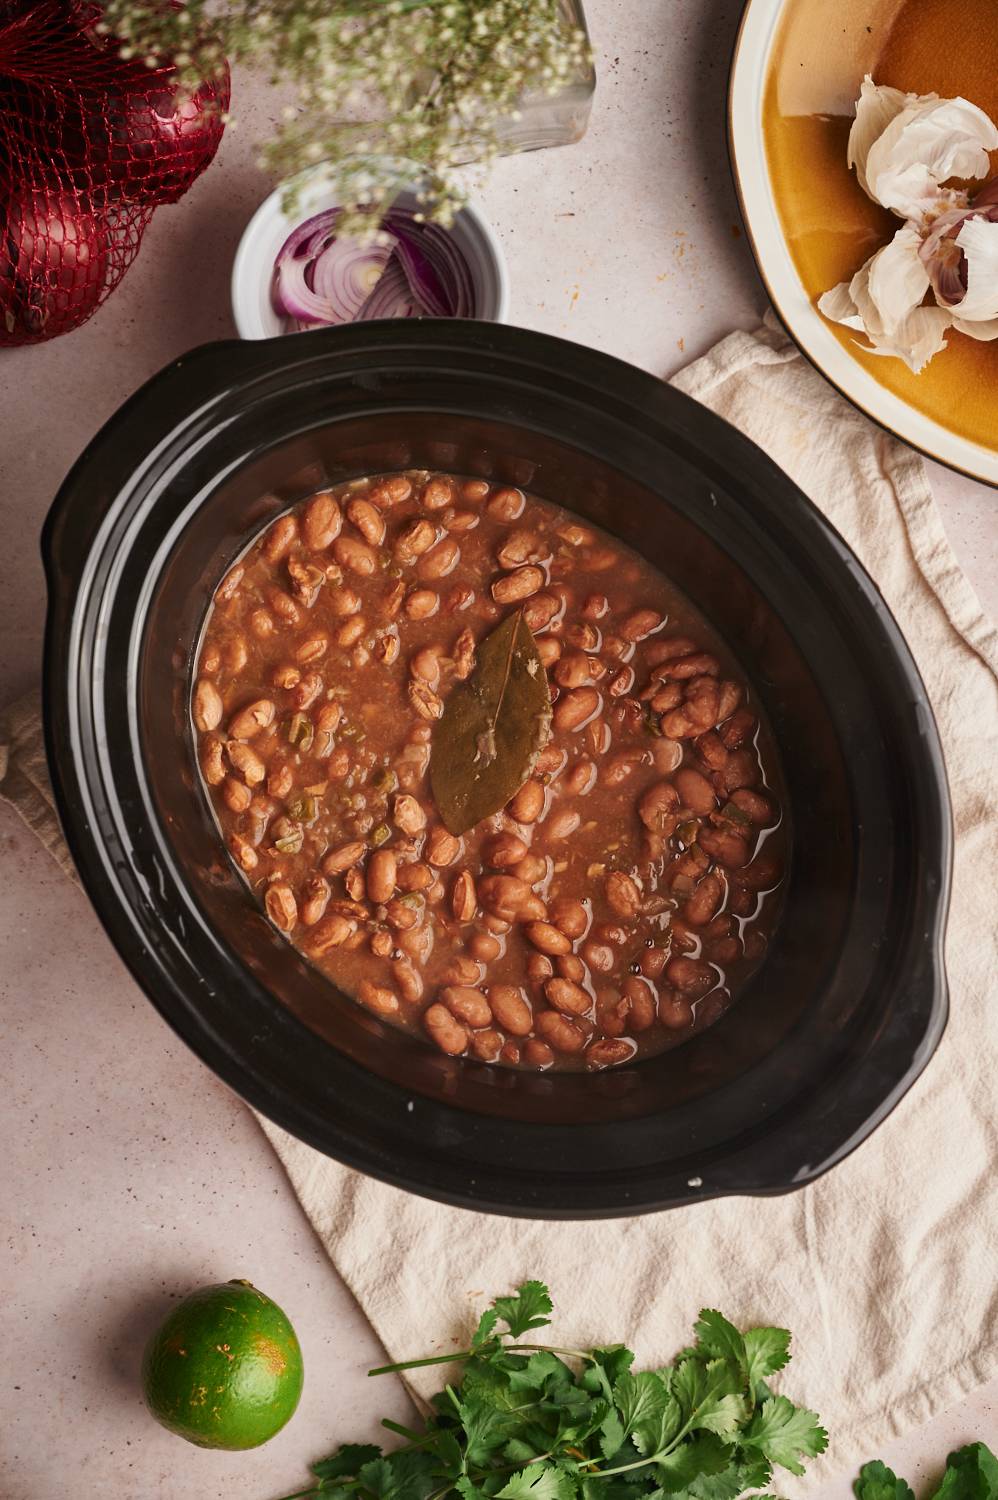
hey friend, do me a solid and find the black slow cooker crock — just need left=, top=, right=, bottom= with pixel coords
left=42, top=320, right=950, bottom=1218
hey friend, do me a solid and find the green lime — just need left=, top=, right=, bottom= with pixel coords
left=141, top=1279, right=303, bottom=1449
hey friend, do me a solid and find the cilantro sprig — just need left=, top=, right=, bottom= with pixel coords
left=855, top=1446, right=998, bottom=1500
left=271, top=1281, right=827, bottom=1500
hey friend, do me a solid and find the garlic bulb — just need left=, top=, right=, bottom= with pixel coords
left=818, top=75, right=998, bottom=371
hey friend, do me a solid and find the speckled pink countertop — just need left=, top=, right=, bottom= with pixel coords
left=2, top=2, right=995, bottom=1495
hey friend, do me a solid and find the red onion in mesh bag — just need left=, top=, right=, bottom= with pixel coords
left=0, top=0, right=228, bottom=346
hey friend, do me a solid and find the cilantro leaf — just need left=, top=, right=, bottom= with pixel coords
left=654, top=1433, right=733, bottom=1493
left=583, top=1348, right=635, bottom=1404
left=599, top=1410, right=626, bottom=1462
left=740, top=1395, right=828, bottom=1475
left=508, top=1350, right=572, bottom=1393
left=670, top=1359, right=747, bottom=1439
left=685, top=1455, right=773, bottom=1500
left=932, top=1445, right=998, bottom=1500
left=743, top=1328, right=791, bottom=1397
left=853, top=1459, right=916, bottom=1500
left=311, top=1444, right=383, bottom=1480
left=472, top=1309, right=501, bottom=1352
left=614, top=1372, right=672, bottom=1440
left=358, top=1453, right=434, bottom=1500
left=497, top=1467, right=577, bottom=1500
left=693, top=1313, right=748, bottom=1382
left=493, top=1282, right=554, bottom=1338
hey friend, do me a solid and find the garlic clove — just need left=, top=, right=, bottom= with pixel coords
left=819, top=227, right=953, bottom=372
left=848, top=75, right=910, bottom=200
left=947, top=215, right=998, bottom=322
left=853, top=79, right=996, bottom=221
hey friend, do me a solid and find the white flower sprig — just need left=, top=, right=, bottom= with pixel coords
left=96, top=0, right=591, bottom=229
left=819, top=75, right=998, bottom=372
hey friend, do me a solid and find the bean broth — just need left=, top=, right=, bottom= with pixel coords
left=192, top=471, right=786, bottom=1072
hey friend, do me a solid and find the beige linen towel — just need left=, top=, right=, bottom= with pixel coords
left=4, top=324, right=997, bottom=1481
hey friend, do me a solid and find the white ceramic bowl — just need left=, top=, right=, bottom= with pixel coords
left=729, top=0, right=998, bottom=488
left=231, top=171, right=510, bottom=340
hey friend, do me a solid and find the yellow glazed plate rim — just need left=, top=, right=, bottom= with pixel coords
left=728, top=0, right=998, bottom=490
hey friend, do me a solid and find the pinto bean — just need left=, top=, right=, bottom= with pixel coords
left=622, top=975, right=656, bottom=1030
left=563, top=759, right=597, bottom=795
left=534, top=1010, right=587, bottom=1054
left=512, top=853, right=548, bottom=886
left=395, top=517, right=437, bottom=561
left=721, top=708, right=756, bottom=749
left=426, top=825, right=462, bottom=867
left=335, top=616, right=367, bottom=648
left=421, top=476, right=455, bottom=510
left=228, top=698, right=275, bottom=740
left=358, top=980, right=400, bottom=1017
left=300, top=874, right=331, bottom=926
left=222, top=776, right=252, bottom=813
left=470, top=1028, right=503, bottom=1062
left=698, top=826, right=750, bottom=868
left=199, top=736, right=225, bottom=786
left=553, top=686, right=600, bottom=732
left=738, top=850, right=784, bottom=890
left=683, top=871, right=724, bottom=926
left=485, top=832, right=529, bottom=868
left=491, top=564, right=544, bottom=604
left=263, top=514, right=298, bottom=562
left=555, top=652, right=599, bottom=689
left=302, top=491, right=342, bottom=549
left=556, top=955, right=584, bottom=983
left=620, top=608, right=663, bottom=641
left=524, top=1038, right=555, bottom=1067
left=486, top=486, right=526, bottom=521
left=346, top=496, right=386, bottom=546
left=410, top=646, right=441, bottom=685
left=586, top=1037, right=636, bottom=1068
left=674, top=767, right=717, bottom=816
left=193, top=679, right=223, bottom=732
left=665, top=955, right=715, bottom=998
left=637, top=945, right=668, bottom=979
left=307, top=912, right=354, bottom=954
left=370, top=475, right=413, bottom=507
left=215, top=564, right=245, bottom=603
left=524, top=921, right=572, bottom=956
left=524, top=954, right=552, bottom=985
left=442, top=985, right=492, bottom=1028
left=397, top=861, right=433, bottom=893
left=249, top=609, right=274, bottom=639
left=544, top=977, right=591, bottom=1016
left=548, top=897, right=588, bottom=939
left=328, top=586, right=361, bottom=617
left=546, top=807, right=581, bottom=840
left=392, top=960, right=424, bottom=1004
left=659, top=990, right=695, bottom=1029
left=405, top=589, right=440, bottom=622
left=292, top=673, right=323, bottom=710
left=408, top=679, right=443, bottom=719
left=322, top=840, right=368, bottom=875
left=581, top=940, right=615, bottom=973
left=509, top=779, right=545, bottom=823
left=226, top=740, right=266, bottom=785
left=417, top=538, right=461, bottom=581
left=265, top=883, right=298, bottom=932
left=393, top=794, right=427, bottom=835
left=367, top=849, right=397, bottom=903
left=488, top=985, right=533, bottom=1035
left=478, top=873, right=532, bottom=921
left=333, top=535, right=378, bottom=576
left=605, top=869, right=641, bottom=918
left=451, top=870, right=477, bottom=922
left=727, top=787, right=776, bottom=826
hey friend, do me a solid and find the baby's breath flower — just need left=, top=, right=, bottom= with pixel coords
left=96, top=0, right=592, bottom=229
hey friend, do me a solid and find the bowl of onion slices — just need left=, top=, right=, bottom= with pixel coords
left=231, top=170, right=509, bottom=338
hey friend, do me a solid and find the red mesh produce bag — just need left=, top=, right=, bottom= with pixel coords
left=0, top=0, right=229, bottom=345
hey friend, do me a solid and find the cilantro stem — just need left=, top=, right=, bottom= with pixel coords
left=380, top=1418, right=428, bottom=1442
left=368, top=1342, right=594, bottom=1378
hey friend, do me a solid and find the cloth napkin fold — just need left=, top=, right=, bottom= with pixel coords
left=4, top=323, right=997, bottom=1483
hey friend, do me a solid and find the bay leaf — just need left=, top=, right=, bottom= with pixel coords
left=430, top=609, right=553, bottom=835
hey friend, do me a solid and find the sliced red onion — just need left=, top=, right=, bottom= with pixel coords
left=272, top=202, right=476, bottom=329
